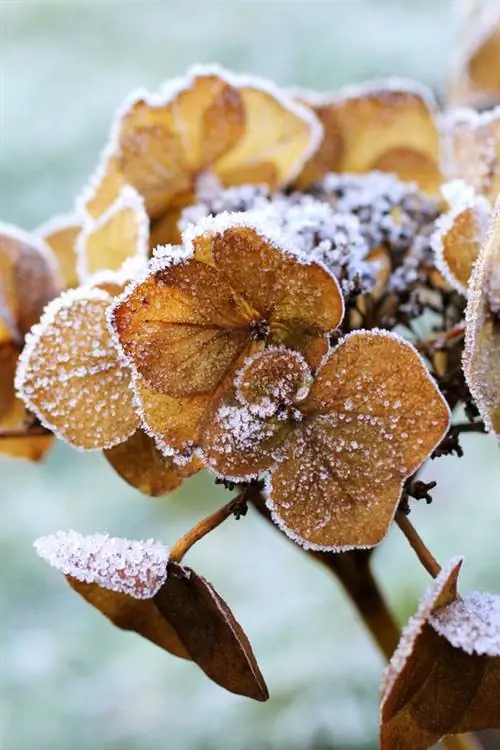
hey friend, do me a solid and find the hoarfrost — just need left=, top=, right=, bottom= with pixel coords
left=430, top=591, right=500, bottom=658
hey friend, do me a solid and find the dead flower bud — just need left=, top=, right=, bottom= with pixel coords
left=381, top=557, right=500, bottom=749
left=199, top=330, right=450, bottom=551
left=35, top=530, right=268, bottom=701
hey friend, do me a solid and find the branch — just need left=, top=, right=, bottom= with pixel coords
left=396, top=511, right=441, bottom=579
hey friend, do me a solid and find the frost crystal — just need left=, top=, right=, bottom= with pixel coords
left=430, top=592, right=500, bottom=658
left=34, top=530, right=169, bottom=599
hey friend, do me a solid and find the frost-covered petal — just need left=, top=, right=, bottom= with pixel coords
left=111, top=256, right=250, bottom=397
left=430, top=592, right=500, bottom=658
left=105, top=428, right=201, bottom=496
left=266, top=330, right=450, bottom=551
left=16, top=287, right=140, bottom=450
left=76, top=186, right=149, bottom=281
left=463, top=200, right=500, bottom=435
left=37, top=213, right=81, bottom=289
left=293, top=96, right=343, bottom=188
left=432, top=180, right=490, bottom=295
left=214, top=80, right=322, bottom=189
left=0, top=222, right=62, bottom=337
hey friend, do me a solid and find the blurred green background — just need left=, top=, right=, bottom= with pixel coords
left=2, top=1, right=500, bottom=749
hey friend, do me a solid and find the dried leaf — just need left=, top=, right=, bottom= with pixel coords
left=463, top=201, right=500, bottom=434
left=38, top=214, right=81, bottom=289
left=381, top=558, right=500, bottom=749
left=0, top=223, right=62, bottom=336
left=432, top=181, right=490, bottom=294
left=34, top=531, right=187, bottom=659
left=154, top=562, right=268, bottom=701
left=104, top=429, right=201, bottom=496
left=16, top=287, right=139, bottom=450
left=76, top=186, right=149, bottom=280
left=214, top=83, right=322, bottom=189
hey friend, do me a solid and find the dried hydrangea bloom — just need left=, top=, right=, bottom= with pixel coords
left=381, top=557, right=500, bottom=749
left=37, top=213, right=81, bottom=289
left=432, top=179, right=490, bottom=294
left=16, top=286, right=140, bottom=450
left=448, top=0, right=500, bottom=108
left=445, top=107, right=500, bottom=203
left=463, top=199, right=500, bottom=435
left=76, top=185, right=149, bottom=281
left=35, top=530, right=268, bottom=701
left=78, top=64, right=321, bottom=248
left=111, top=215, right=344, bottom=452
left=200, top=331, right=450, bottom=551
left=295, top=79, right=441, bottom=193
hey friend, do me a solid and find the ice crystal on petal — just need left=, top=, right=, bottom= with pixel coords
left=430, top=592, right=500, bottom=658
left=34, top=530, right=169, bottom=599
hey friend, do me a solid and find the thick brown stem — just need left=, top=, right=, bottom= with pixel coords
left=396, top=511, right=442, bottom=579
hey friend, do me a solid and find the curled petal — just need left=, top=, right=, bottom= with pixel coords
left=445, top=108, right=500, bottom=202
left=293, top=96, right=343, bottom=188
left=267, top=330, right=450, bottom=551
left=16, top=287, right=139, bottom=450
left=76, top=186, right=149, bottom=280
left=37, top=213, right=81, bottom=289
left=104, top=429, right=201, bottom=496
left=235, top=348, right=311, bottom=416
left=0, top=223, right=62, bottom=337
left=215, top=80, right=322, bottom=189
left=463, top=200, right=500, bottom=435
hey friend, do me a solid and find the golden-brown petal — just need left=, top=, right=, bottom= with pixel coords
left=190, top=220, right=344, bottom=368
left=293, top=98, right=344, bottom=189
left=154, top=561, right=268, bottom=701
left=37, top=214, right=81, bottom=289
left=82, top=156, right=129, bottom=220
left=445, top=108, right=500, bottom=202
left=133, top=374, right=214, bottom=453
left=464, top=201, right=500, bottom=435
left=76, top=186, right=149, bottom=280
left=111, top=256, right=250, bottom=396
left=235, top=348, right=311, bottom=415
left=35, top=530, right=187, bottom=659
left=266, top=330, right=450, bottom=551
left=432, top=181, right=490, bottom=294
left=0, top=223, right=63, bottom=337
left=116, top=72, right=244, bottom=220
left=0, top=340, right=19, bottom=419
left=16, top=287, right=140, bottom=450
left=333, top=82, right=440, bottom=191
left=215, top=82, right=322, bottom=190
left=105, top=428, right=201, bottom=495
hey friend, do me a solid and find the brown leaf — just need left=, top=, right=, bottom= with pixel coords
left=154, top=562, right=269, bottom=701
left=381, top=558, right=500, bottom=749
left=104, top=429, right=201, bottom=496
left=463, top=201, right=500, bottom=434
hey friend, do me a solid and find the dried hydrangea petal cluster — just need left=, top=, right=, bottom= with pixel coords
left=382, top=558, right=500, bottom=749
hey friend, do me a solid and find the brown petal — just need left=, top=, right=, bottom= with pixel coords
left=266, top=330, right=450, bottom=551
left=445, top=109, right=500, bottom=203
left=77, top=186, right=149, bottom=279
left=154, top=561, right=268, bottom=701
left=104, top=429, right=201, bottom=496
left=215, top=82, right=322, bottom=189
left=463, top=202, right=500, bottom=434
left=433, top=182, right=490, bottom=294
left=16, top=287, right=140, bottom=450
left=0, top=223, right=62, bottom=336
left=111, top=256, right=250, bottom=396
left=38, top=214, right=81, bottom=289
left=334, top=83, right=441, bottom=192
left=294, top=97, right=343, bottom=188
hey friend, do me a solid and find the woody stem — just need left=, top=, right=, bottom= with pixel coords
left=169, top=490, right=248, bottom=563
left=396, top=511, right=442, bottom=578
left=415, top=322, right=466, bottom=352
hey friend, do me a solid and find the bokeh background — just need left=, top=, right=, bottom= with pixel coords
left=2, top=1, right=500, bottom=749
